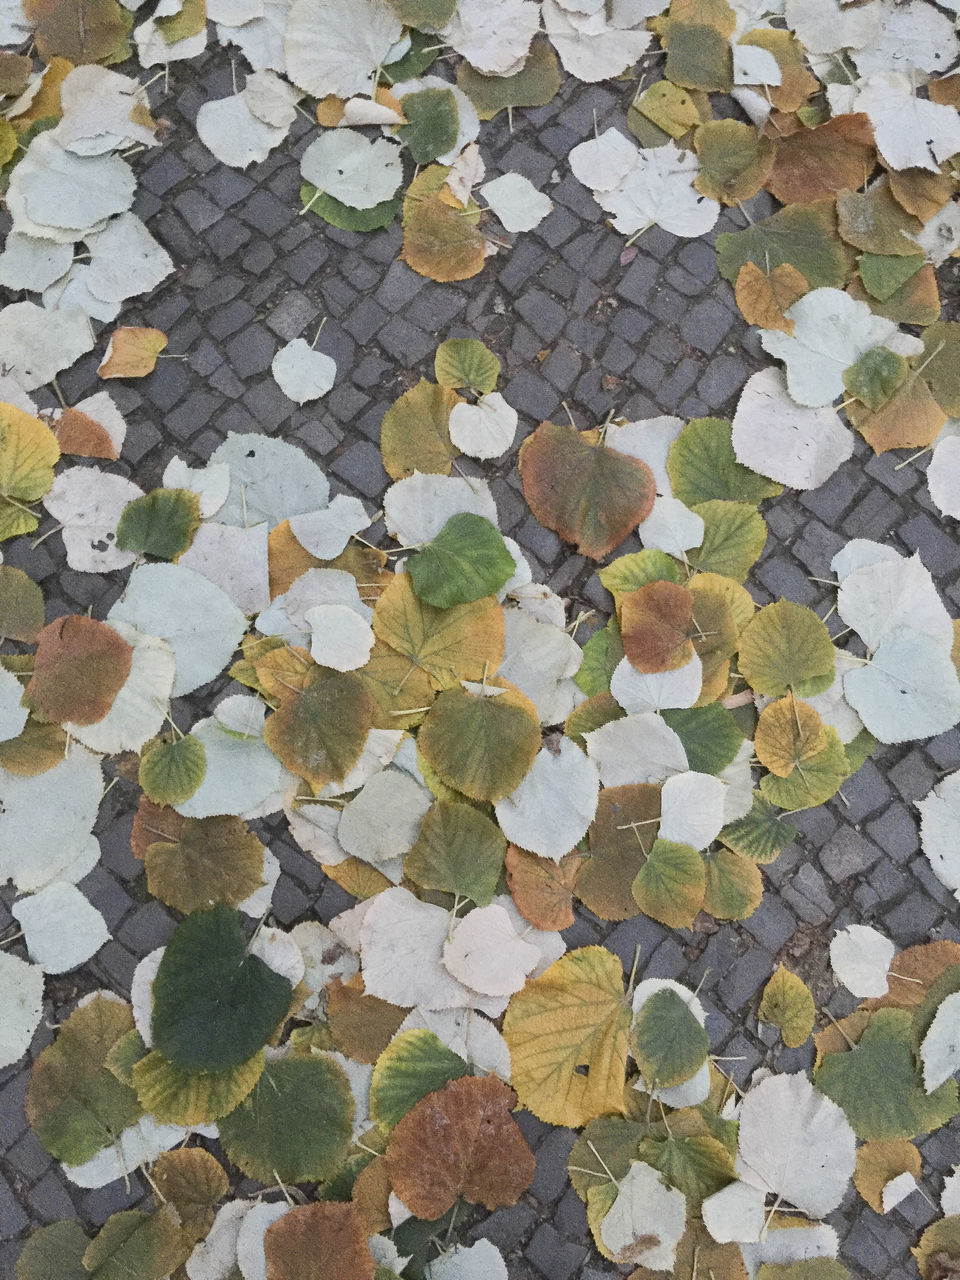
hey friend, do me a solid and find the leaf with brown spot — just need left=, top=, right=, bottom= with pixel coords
left=519, top=420, right=656, bottom=561
left=49, top=407, right=120, bottom=460
left=26, top=615, right=132, bottom=726
left=755, top=693, right=826, bottom=778
left=506, top=846, right=581, bottom=930
left=152, top=1148, right=228, bottom=1243
left=854, top=1139, right=922, bottom=1213
left=98, top=328, right=168, bottom=379
left=621, top=580, right=695, bottom=674
left=734, top=262, right=808, bottom=333
left=765, top=114, right=875, bottom=205
left=144, top=816, right=265, bottom=914
left=380, top=379, right=462, bottom=481
left=846, top=370, right=947, bottom=454
left=263, top=667, right=375, bottom=791
left=384, top=1074, right=535, bottom=1218
left=264, top=1202, right=375, bottom=1280
left=580, top=784, right=661, bottom=921
left=694, top=119, right=775, bottom=204
left=326, top=976, right=408, bottom=1064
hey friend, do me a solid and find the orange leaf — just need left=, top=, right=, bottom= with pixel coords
left=384, top=1074, right=535, bottom=1219
left=26, top=615, right=132, bottom=726
left=264, top=1202, right=374, bottom=1280
left=49, top=406, right=119, bottom=460
left=754, top=692, right=826, bottom=777
left=505, top=846, right=581, bottom=931
left=98, top=327, right=167, bottom=379
left=621, top=580, right=695, bottom=674
left=734, top=261, right=808, bottom=333
left=846, top=370, right=946, bottom=454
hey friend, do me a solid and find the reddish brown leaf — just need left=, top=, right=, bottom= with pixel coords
left=50, top=407, right=120, bottom=460
left=264, top=1202, right=374, bottom=1280
left=505, top=846, right=581, bottom=931
left=519, top=420, right=655, bottom=561
left=131, top=796, right=185, bottom=861
left=384, top=1074, right=535, bottom=1219
left=326, top=976, right=409, bottom=1064
left=621, top=580, right=695, bottom=673
left=26, top=615, right=132, bottom=726
left=765, top=114, right=876, bottom=204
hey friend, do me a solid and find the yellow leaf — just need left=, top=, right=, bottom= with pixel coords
left=758, top=964, right=815, bottom=1048
left=372, top=573, right=504, bottom=686
left=379, top=378, right=462, bottom=481
left=502, top=946, right=631, bottom=1128
left=98, top=327, right=168, bottom=379
left=854, top=1139, right=922, bottom=1213
left=132, top=1049, right=264, bottom=1125
left=734, top=262, right=808, bottom=333
left=755, top=693, right=827, bottom=777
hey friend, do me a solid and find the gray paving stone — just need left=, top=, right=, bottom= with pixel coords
left=820, top=828, right=885, bottom=881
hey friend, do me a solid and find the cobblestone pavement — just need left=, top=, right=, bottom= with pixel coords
left=2, top=42, right=960, bottom=1280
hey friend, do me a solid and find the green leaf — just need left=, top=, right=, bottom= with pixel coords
left=388, top=0, right=456, bottom=28
left=738, top=600, right=836, bottom=697
left=417, top=684, right=541, bottom=803
left=568, top=1115, right=649, bottom=1200
left=757, top=1263, right=852, bottom=1279
left=718, top=795, right=796, bottom=863
left=715, top=199, right=854, bottom=289
left=397, top=88, right=460, bottom=164
left=564, top=691, right=625, bottom=749
left=598, top=550, right=682, bottom=602
left=859, top=252, right=924, bottom=303
left=456, top=37, right=561, bottom=120
left=132, top=1049, right=264, bottom=1126
left=300, top=182, right=401, bottom=232
left=666, top=22, right=732, bottom=91
left=702, top=847, right=763, bottom=920
left=406, top=513, right=515, bottom=609
left=151, top=905, right=292, bottom=1073
left=82, top=1207, right=188, bottom=1280
left=667, top=417, right=781, bottom=506
left=843, top=348, right=909, bottom=411
left=381, top=27, right=439, bottom=80
left=638, top=1134, right=736, bottom=1210
left=404, top=799, right=506, bottom=906
left=138, top=735, right=206, bottom=806
left=631, top=989, right=710, bottom=1088
left=632, top=839, right=706, bottom=929
left=116, top=489, right=201, bottom=561
left=688, top=500, right=767, bottom=582
left=369, top=1030, right=470, bottom=1129
left=16, top=1221, right=89, bottom=1280
left=843, top=727, right=876, bottom=775
left=574, top=618, right=623, bottom=697
left=920, top=321, right=960, bottom=415
left=0, top=565, right=45, bottom=642
left=218, top=1055, right=354, bottom=1183
left=434, top=338, right=500, bottom=394
left=661, top=705, right=744, bottom=775
left=760, top=726, right=849, bottom=810
left=815, top=1008, right=960, bottom=1140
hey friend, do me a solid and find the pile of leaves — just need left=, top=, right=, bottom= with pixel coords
left=2, top=0, right=960, bottom=1277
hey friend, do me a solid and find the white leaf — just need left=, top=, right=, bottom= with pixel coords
left=448, top=393, right=518, bottom=459
left=584, top=712, right=688, bottom=786
left=597, top=1161, right=686, bottom=1270
left=735, top=1073, right=856, bottom=1217
left=272, top=338, right=337, bottom=404
left=928, top=436, right=960, bottom=519
left=784, top=0, right=879, bottom=54
left=208, top=0, right=265, bottom=19
left=543, top=0, right=652, bottom=81
left=918, top=770, right=960, bottom=899
left=842, top=627, right=960, bottom=744
left=740, top=1222, right=840, bottom=1275
left=210, top=432, right=330, bottom=528
left=289, top=495, right=370, bottom=559
left=442, top=903, right=542, bottom=997
left=833, top=72, right=960, bottom=172
left=337, top=767, right=432, bottom=863
left=237, top=847, right=280, bottom=917
left=831, top=538, right=902, bottom=582
left=480, top=173, right=553, bottom=232
left=198, top=93, right=288, bottom=168
left=447, top=143, right=485, bottom=204
left=318, top=727, right=405, bottom=799
left=0, top=951, right=44, bottom=1069
left=425, top=1240, right=508, bottom=1280
left=7, top=133, right=135, bottom=240
left=131, top=949, right=163, bottom=1049
left=637, top=495, right=705, bottom=556
left=498, top=608, right=583, bottom=726
left=760, top=288, right=898, bottom=407
left=0, top=303, right=94, bottom=393
left=910, top=200, right=960, bottom=267
left=493, top=894, right=565, bottom=979
left=719, top=738, right=755, bottom=823
left=186, top=1201, right=253, bottom=1280
left=733, top=43, right=783, bottom=85
left=162, top=458, right=230, bottom=518
left=236, top=1201, right=291, bottom=1280
left=84, top=213, right=174, bottom=303
left=0, top=233, right=73, bottom=292
left=494, top=739, right=600, bottom=859
left=44, top=267, right=121, bottom=323
left=175, top=708, right=283, bottom=820
left=659, top=771, right=727, bottom=850
left=569, top=127, right=639, bottom=193
left=13, top=882, right=109, bottom=974
left=177, top=522, right=272, bottom=617
left=732, top=367, right=853, bottom=490
left=0, top=666, right=28, bottom=743
left=248, top=927, right=306, bottom=988
left=921, top=991, right=960, bottom=1092
left=610, top=653, right=702, bottom=714
left=0, top=747, right=102, bottom=893
left=599, top=141, right=720, bottom=238
left=829, top=924, right=896, bottom=998
left=216, top=0, right=287, bottom=74
left=306, top=602, right=375, bottom=671
left=44, top=467, right=143, bottom=572
left=135, top=13, right=207, bottom=65
left=851, top=1, right=958, bottom=83
left=397, top=1008, right=511, bottom=1080
left=368, top=1236, right=411, bottom=1277
left=383, top=472, right=497, bottom=546
left=63, top=1115, right=189, bottom=1189
left=56, top=65, right=158, bottom=155
left=243, top=69, right=300, bottom=128
left=702, top=1180, right=767, bottom=1244
left=257, top=567, right=371, bottom=645
left=941, top=1166, right=960, bottom=1216
left=441, top=0, right=540, bottom=74
left=300, top=129, right=403, bottom=209
left=604, top=415, right=685, bottom=494
left=882, top=1171, right=918, bottom=1213
left=290, top=921, right=358, bottom=1012
left=65, top=622, right=176, bottom=755
left=837, top=552, right=953, bottom=650
left=285, top=0, right=402, bottom=97
left=108, top=563, right=248, bottom=698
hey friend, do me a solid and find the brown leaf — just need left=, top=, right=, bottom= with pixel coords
left=144, top=815, right=266, bottom=914
left=734, top=261, right=808, bottom=333
left=847, top=266, right=941, bottom=328
left=351, top=1155, right=392, bottom=1235
left=765, top=114, right=875, bottom=204
left=846, top=370, right=946, bottom=453
left=580, top=784, right=661, bottom=921
left=621, top=580, right=695, bottom=674
left=264, top=1202, right=374, bottom=1280
left=26, top=615, right=132, bottom=726
left=327, top=976, right=408, bottom=1064
left=131, top=796, right=184, bottom=860
left=888, top=166, right=954, bottom=222
left=152, top=1148, right=228, bottom=1243
left=929, top=73, right=960, bottom=109
left=402, top=194, right=486, bottom=282
left=98, top=327, right=168, bottom=379
left=49, top=406, right=120, bottom=460
left=739, top=28, right=816, bottom=113
left=754, top=693, right=826, bottom=777
left=854, top=1139, right=922, bottom=1213
left=506, top=846, right=581, bottom=930
left=837, top=180, right=924, bottom=256
left=384, top=1074, right=535, bottom=1218
left=519, top=420, right=655, bottom=561
left=23, top=0, right=131, bottom=64
left=866, top=941, right=960, bottom=1011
